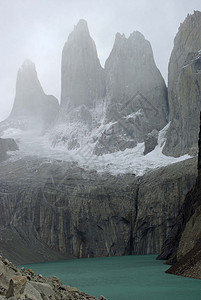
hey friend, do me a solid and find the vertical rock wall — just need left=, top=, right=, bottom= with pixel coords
left=0, top=157, right=197, bottom=263
left=163, top=11, right=201, bottom=157
left=61, top=20, right=105, bottom=110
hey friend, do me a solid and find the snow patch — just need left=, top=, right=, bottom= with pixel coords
left=123, top=109, right=143, bottom=119
left=2, top=121, right=191, bottom=177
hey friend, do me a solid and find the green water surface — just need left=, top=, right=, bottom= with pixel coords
left=21, top=255, right=201, bottom=300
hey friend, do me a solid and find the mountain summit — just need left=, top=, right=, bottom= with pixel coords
left=94, top=30, right=168, bottom=155
left=61, top=19, right=105, bottom=110
left=10, top=60, right=59, bottom=128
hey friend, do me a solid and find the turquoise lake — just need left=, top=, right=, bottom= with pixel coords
left=21, top=255, right=201, bottom=300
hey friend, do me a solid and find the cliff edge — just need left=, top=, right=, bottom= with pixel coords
left=158, top=112, right=201, bottom=279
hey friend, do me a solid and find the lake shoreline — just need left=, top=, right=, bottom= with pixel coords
left=19, top=255, right=201, bottom=300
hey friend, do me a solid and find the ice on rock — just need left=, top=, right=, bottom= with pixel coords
left=2, top=120, right=191, bottom=177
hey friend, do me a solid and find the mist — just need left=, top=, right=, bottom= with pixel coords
left=0, top=0, right=200, bottom=121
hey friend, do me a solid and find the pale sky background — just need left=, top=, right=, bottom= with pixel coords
left=0, top=0, right=200, bottom=121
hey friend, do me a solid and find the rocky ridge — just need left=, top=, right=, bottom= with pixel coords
left=0, top=256, right=102, bottom=299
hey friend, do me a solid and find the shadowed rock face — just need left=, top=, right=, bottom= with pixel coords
left=0, top=156, right=196, bottom=264
left=94, top=31, right=168, bottom=155
left=163, top=11, right=201, bottom=157
left=143, top=130, right=158, bottom=155
left=158, top=113, right=201, bottom=279
left=9, top=60, right=59, bottom=129
left=61, top=19, right=105, bottom=111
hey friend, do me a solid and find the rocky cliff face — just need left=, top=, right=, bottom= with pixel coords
left=61, top=19, right=105, bottom=110
left=163, top=11, right=201, bottom=157
left=93, top=31, right=168, bottom=155
left=158, top=113, right=201, bottom=279
left=0, top=156, right=196, bottom=264
left=8, top=60, right=59, bottom=130
left=130, top=158, right=196, bottom=255
left=105, top=32, right=167, bottom=107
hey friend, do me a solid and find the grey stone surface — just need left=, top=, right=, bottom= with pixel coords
left=0, top=257, right=97, bottom=299
left=61, top=19, right=105, bottom=110
left=0, top=138, right=18, bottom=162
left=132, top=158, right=197, bottom=255
left=143, top=129, right=158, bottom=155
left=8, top=60, right=59, bottom=130
left=0, top=156, right=197, bottom=262
left=159, top=113, right=201, bottom=280
left=163, top=11, right=201, bottom=157
left=94, top=31, right=168, bottom=154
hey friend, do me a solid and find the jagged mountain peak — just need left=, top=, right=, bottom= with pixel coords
left=114, top=31, right=146, bottom=46
left=129, top=30, right=145, bottom=41
left=16, top=60, right=43, bottom=95
left=178, top=10, right=201, bottom=32
left=17, top=59, right=38, bottom=83
left=20, top=59, right=35, bottom=69
left=74, top=19, right=89, bottom=32
left=68, top=19, right=90, bottom=43
left=114, top=32, right=126, bottom=41
left=8, top=60, right=59, bottom=129
left=61, top=19, right=105, bottom=110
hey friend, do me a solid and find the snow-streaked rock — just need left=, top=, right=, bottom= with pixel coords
left=94, top=31, right=168, bottom=154
left=1, top=123, right=191, bottom=177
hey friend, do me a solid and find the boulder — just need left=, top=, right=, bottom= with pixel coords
left=0, top=138, right=18, bottom=162
left=143, top=129, right=158, bottom=155
left=6, top=276, right=26, bottom=299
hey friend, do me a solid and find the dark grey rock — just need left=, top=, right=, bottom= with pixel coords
left=158, top=113, right=201, bottom=280
left=0, top=156, right=196, bottom=263
left=144, top=130, right=158, bottom=155
left=0, top=138, right=18, bottom=162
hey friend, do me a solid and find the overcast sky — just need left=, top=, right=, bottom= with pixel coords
left=0, top=0, right=200, bottom=121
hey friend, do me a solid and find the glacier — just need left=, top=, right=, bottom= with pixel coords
left=1, top=121, right=191, bottom=177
